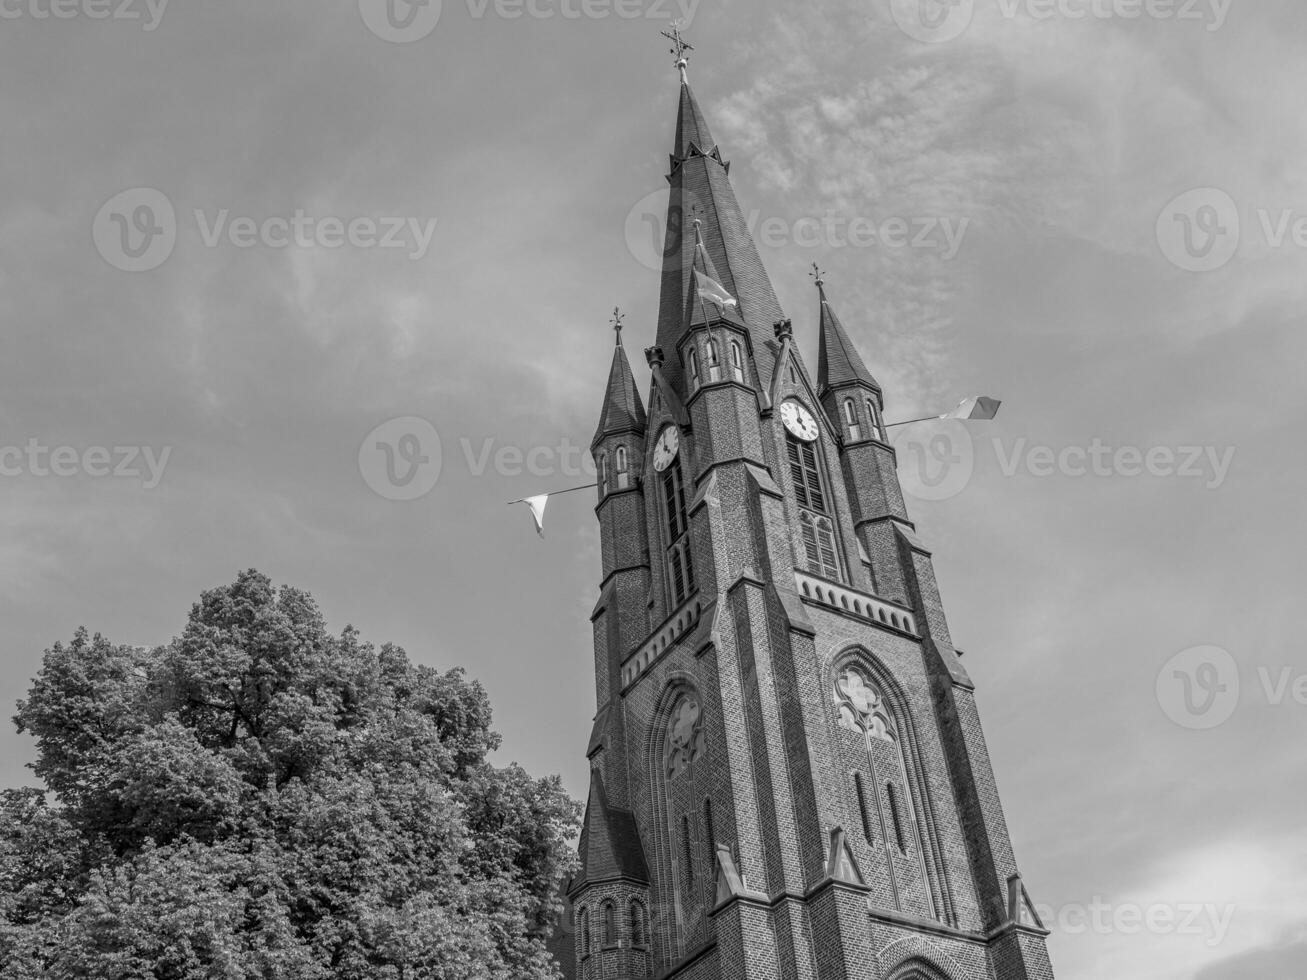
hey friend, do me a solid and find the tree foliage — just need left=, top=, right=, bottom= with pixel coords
left=1, top=570, right=579, bottom=979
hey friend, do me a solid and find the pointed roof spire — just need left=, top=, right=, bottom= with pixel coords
left=814, top=265, right=881, bottom=394
left=592, top=310, right=648, bottom=448
left=652, top=45, right=787, bottom=394
left=572, top=772, right=649, bottom=891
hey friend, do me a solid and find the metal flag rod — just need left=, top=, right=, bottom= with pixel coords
left=505, top=483, right=597, bottom=506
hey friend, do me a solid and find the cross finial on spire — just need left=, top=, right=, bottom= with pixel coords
left=661, top=22, right=693, bottom=82
left=811, top=263, right=826, bottom=289
left=611, top=307, right=625, bottom=346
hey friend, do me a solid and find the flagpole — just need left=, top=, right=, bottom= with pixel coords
left=505, top=483, right=597, bottom=506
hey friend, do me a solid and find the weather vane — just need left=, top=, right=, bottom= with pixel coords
left=611, top=307, right=625, bottom=344
left=661, top=22, right=693, bottom=81
left=811, top=263, right=826, bottom=288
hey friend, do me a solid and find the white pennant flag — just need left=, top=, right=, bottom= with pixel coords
left=941, top=396, right=1002, bottom=422
left=522, top=495, right=549, bottom=537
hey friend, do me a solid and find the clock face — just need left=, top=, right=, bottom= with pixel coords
left=652, top=425, right=680, bottom=472
left=780, top=400, right=820, bottom=442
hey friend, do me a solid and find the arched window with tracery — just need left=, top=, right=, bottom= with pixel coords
left=729, top=340, right=744, bottom=382
left=652, top=686, right=712, bottom=958
left=832, top=659, right=952, bottom=923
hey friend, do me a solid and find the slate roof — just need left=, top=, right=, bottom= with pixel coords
left=816, top=282, right=880, bottom=394
left=570, top=772, right=649, bottom=891
left=591, top=338, right=647, bottom=449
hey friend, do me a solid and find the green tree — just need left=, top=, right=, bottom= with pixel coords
left=2, top=570, right=579, bottom=979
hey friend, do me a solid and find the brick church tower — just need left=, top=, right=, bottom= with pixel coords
left=560, top=45, right=1056, bottom=980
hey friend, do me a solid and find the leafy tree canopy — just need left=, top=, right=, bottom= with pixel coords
left=1, top=570, right=579, bottom=979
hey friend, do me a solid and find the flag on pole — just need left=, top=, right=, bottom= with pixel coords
left=695, top=269, right=738, bottom=309
left=941, top=396, right=1001, bottom=422
left=522, top=495, right=549, bottom=537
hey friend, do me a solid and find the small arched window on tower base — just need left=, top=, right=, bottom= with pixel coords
left=843, top=398, right=861, bottom=442
left=729, top=340, right=744, bottom=383
left=867, top=397, right=887, bottom=442
left=615, top=446, right=629, bottom=490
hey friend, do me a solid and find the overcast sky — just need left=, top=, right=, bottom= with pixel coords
left=1, top=2, right=1303, bottom=979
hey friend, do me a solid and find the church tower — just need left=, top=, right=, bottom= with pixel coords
left=565, top=42, right=1056, bottom=980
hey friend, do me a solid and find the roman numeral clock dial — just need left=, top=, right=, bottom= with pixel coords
left=781, top=399, right=820, bottom=442
left=652, top=424, right=680, bottom=472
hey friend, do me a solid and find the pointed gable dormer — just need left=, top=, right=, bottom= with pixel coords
left=814, top=270, right=888, bottom=446
left=654, top=66, right=786, bottom=400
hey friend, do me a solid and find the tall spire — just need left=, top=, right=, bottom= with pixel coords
left=652, top=34, right=786, bottom=395
left=592, top=311, right=647, bottom=448
left=814, top=265, right=880, bottom=394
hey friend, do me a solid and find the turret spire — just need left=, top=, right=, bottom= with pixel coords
left=592, top=312, right=647, bottom=448
left=815, top=266, right=880, bottom=394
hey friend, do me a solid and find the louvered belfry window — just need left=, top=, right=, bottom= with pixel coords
left=663, top=459, right=695, bottom=605
left=788, top=435, right=840, bottom=580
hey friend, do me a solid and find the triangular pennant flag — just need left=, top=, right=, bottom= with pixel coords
left=942, top=396, right=1001, bottom=422
left=522, top=495, right=549, bottom=537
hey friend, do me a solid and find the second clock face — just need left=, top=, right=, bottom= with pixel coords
left=652, top=425, right=680, bottom=472
left=780, top=400, right=820, bottom=442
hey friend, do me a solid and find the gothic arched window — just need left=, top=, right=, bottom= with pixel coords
left=579, top=907, right=590, bottom=957
left=629, top=899, right=647, bottom=947
left=662, top=458, right=695, bottom=607
left=729, top=340, right=744, bottom=382
left=867, top=397, right=886, bottom=442
left=602, top=901, right=615, bottom=946
left=597, top=453, right=608, bottom=496
left=832, top=660, right=948, bottom=920
left=666, top=694, right=704, bottom=778
left=843, top=398, right=861, bottom=441
left=687, top=347, right=700, bottom=392
left=800, top=512, right=840, bottom=580
left=615, top=446, right=629, bottom=489
left=706, top=339, right=721, bottom=382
